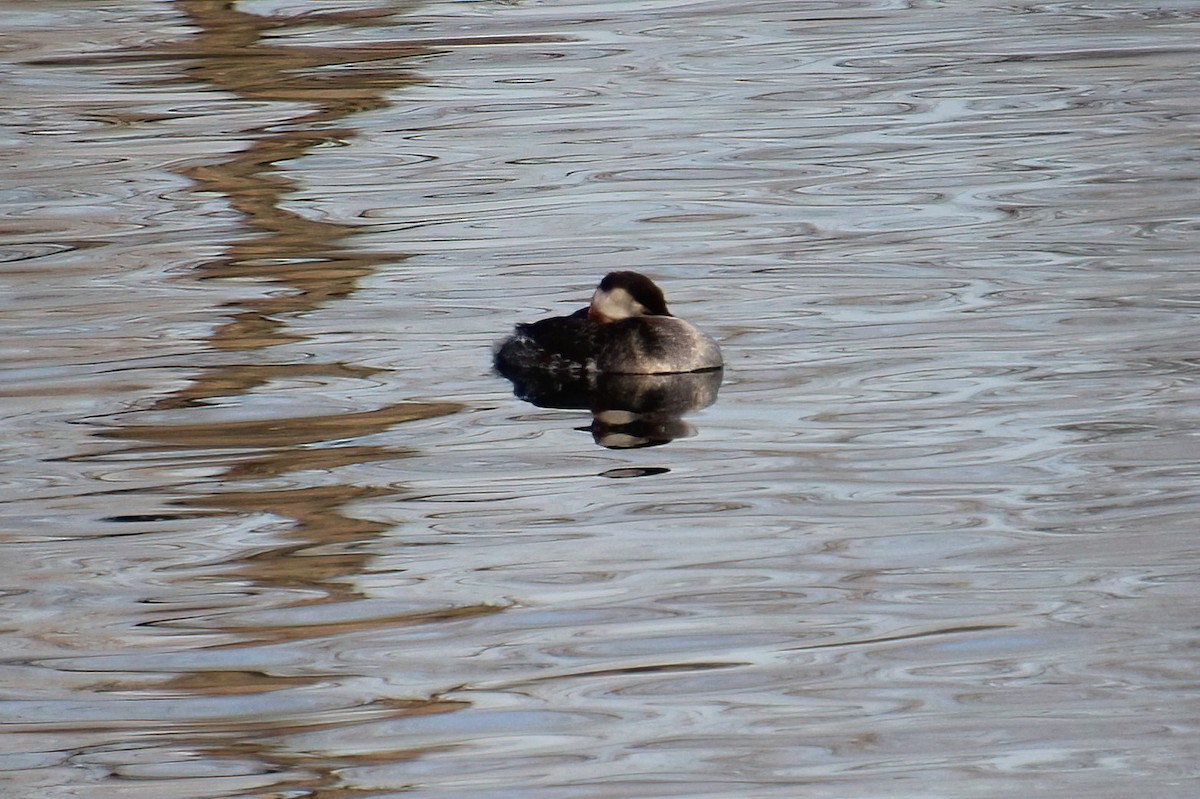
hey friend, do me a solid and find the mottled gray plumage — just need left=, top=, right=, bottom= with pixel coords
left=495, top=272, right=722, bottom=375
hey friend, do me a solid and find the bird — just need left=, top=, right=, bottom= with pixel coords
left=494, top=271, right=722, bottom=375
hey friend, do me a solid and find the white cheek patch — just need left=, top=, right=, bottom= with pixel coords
left=591, top=287, right=644, bottom=321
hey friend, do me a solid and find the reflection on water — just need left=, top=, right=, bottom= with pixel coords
left=3, top=0, right=1200, bottom=797
left=8, top=2, right=474, bottom=795
left=500, top=368, right=723, bottom=448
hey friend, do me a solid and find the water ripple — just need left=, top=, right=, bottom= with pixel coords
left=3, top=0, right=1199, bottom=796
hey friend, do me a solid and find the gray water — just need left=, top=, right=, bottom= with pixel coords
left=3, top=1, right=1199, bottom=797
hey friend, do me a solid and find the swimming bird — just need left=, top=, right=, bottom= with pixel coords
left=495, top=271, right=722, bottom=375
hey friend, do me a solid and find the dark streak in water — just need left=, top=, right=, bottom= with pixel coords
left=785, top=624, right=1015, bottom=652
left=482, top=660, right=753, bottom=691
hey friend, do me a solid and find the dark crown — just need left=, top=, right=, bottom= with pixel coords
left=598, top=271, right=671, bottom=316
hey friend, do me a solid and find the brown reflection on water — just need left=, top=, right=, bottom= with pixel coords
left=160, top=0, right=427, bottom=376
left=105, top=403, right=459, bottom=450
left=155, top=361, right=383, bottom=413
left=104, top=0, right=456, bottom=597
left=102, top=403, right=460, bottom=603
left=76, top=2, right=475, bottom=792
left=159, top=700, right=465, bottom=799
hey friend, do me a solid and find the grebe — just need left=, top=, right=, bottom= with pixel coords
left=495, top=271, right=723, bottom=375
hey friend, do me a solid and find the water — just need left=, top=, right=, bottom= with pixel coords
left=3, top=1, right=1199, bottom=796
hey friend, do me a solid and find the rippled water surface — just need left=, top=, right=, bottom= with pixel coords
left=4, top=1, right=1199, bottom=796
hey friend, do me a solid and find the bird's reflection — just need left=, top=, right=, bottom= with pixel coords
left=498, top=367, right=723, bottom=448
